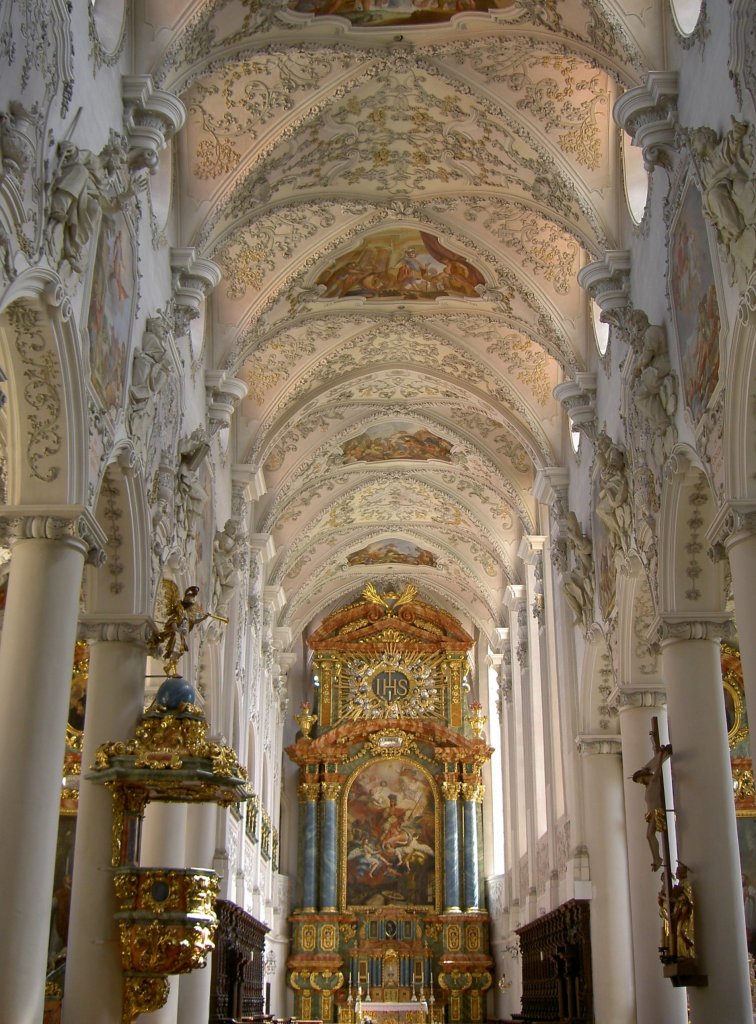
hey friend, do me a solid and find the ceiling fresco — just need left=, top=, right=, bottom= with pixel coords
left=139, top=0, right=659, bottom=641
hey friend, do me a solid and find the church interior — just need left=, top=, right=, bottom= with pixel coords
left=1, top=1, right=756, bottom=1023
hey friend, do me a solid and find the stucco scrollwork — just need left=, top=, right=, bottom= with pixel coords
left=5, top=301, right=63, bottom=484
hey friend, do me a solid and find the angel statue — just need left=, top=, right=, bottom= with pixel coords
left=151, top=581, right=226, bottom=677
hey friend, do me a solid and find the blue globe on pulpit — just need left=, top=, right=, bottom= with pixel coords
left=155, top=675, right=196, bottom=710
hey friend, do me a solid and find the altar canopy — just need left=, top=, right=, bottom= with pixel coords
left=286, top=584, right=494, bottom=1023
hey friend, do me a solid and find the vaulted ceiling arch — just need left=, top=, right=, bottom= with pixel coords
left=137, top=0, right=653, bottom=646
left=245, top=354, right=557, bottom=475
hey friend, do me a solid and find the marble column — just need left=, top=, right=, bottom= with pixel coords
left=443, top=780, right=462, bottom=912
left=462, top=781, right=483, bottom=911
left=655, top=617, right=751, bottom=1024
left=578, top=737, right=636, bottom=1024
left=0, top=513, right=103, bottom=1024
left=139, top=801, right=189, bottom=1024
left=319, top=779, right=339, bottom=911
left=615, top=691, right=687, bottom=1024
left=177, top=802, right=218, bottom=1024
left=63, top=620, right=151, bottom=1024
left=299, top=781, right=320, bottom=912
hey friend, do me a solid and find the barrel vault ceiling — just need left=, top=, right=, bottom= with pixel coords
left=140, top=0, right=659, bottom=643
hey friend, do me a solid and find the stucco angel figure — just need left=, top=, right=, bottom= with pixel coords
left=212, top=519, right=242, bottom=615
left=128, top=317, right=170, bottom=439
left=595, top=431, right=633, bottom=556
left=562, top=511, right=595, bottom=628
left=46, top=141, right=108, bottom=272
left=689, top=117, right=756, bottom=283
left=629, top=312, right=677, bottom=434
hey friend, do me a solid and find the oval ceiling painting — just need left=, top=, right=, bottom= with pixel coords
left=316, top=228, right=484, bottom=300
left=291, top=0, right=516, bottom=27
left=341, top=422, right=454, bottom=464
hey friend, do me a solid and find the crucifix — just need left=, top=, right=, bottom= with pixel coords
left=632, top=716, right=706, bottom=987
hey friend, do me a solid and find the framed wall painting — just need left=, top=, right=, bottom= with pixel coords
left=668, top=177, right=725, bottom=427
left=86, top=209, right=138, bottom=420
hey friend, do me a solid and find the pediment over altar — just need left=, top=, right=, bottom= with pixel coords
left=308, top=583, right=473, bottom=655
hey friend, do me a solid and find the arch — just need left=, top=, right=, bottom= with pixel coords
left=615, top=558, right=662, bottom=688
left=0, top=268, right=88, bottom=506
left=579, top=629, right=618, bottom=735
left=84, top=442, right=152, bottom=618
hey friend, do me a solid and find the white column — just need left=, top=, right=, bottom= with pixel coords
left=615, top=692, right=687, bottom=1024
left=722, top=515, right=756, bottom=735
left=656, top=617, right=751, bottom=1024
left=177, top=802, right=218, bottom=1024
left=139, top=802, right=189, bottom=1024
left=0, top=515, right=100, bottom=1024
left=63, top=622, right=150, bottom=1024
left=578, top=737, right=636, bottom=1024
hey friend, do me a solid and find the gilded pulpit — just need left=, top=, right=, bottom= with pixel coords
left=286, top=583, right=494, bottom=1024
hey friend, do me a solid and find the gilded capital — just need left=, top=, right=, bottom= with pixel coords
left=321, top=781, right=341, bottom=801
left=461, top=782, right=485, bottom=803
left=298, top=782, right=321, bottom=803
left=442, top=780, right=460, bottom=801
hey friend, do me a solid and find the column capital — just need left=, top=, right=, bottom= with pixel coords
left=503, top=584, right=526, bottom=611
left=0, top=505, right=107, bottom=565
left=650, top=613, right=735, bottom=645
left=122, top=74, right=186, bottom=174
left=707, top=498, right=756, bottom=558
left=576, top=734, right=623, bottom=756
left=608, top=687, right=667, bottom=712
left=613, top=71, right=678, bottom=171
left=77, top=615, right=154, bottom=647
left=297, top=782, right=320, bottom=803
left=533, top=467, right=569, bottom=507
left=577, top=250, right=631, bottom=321
left=442, top=780, right=460, bottom=800
left=553, top=373, right=598, bottom=442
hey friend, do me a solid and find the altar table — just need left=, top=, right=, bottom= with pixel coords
left=357, top=1000, right=428, bottom=1024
